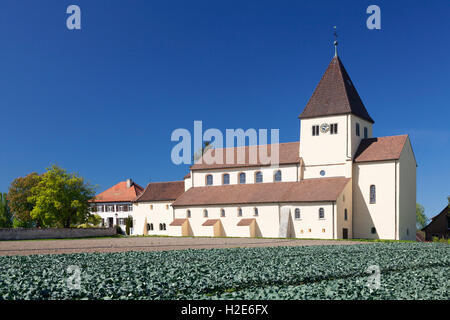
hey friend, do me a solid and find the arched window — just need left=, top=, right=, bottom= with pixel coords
left=370, top=185, right=376, bottom=204
left=220, top=209, right=225, bottom=217
left=344, top=208, right=348, bottom=221
left=203, top=209, right=208, bottom=218
left=254, top=208, right=259, bottom=216
left=222, top=174, right=230, bottom=185
left=186, top=210, right=191, bottom=218
left=294, top=208, right=300, bottom=220
left=371, top=227, right=376, bottom=234
left=237, top=208, right=243, bottom=217
left=255, top=171, right=263, bottom=183
left=206, top=174, right=213, bottom=186
left=274, top=170, right=282, bottom=182
left=319, top=208, right=325, bottom=219
left=239, top=172, right=246, bottom=184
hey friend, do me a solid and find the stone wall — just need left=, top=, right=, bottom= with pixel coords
left=0, top=227, right=117, bottom=241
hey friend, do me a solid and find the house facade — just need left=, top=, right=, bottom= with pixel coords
left=90, top=179, right=143, bottom=233
left=422, top=205, right=450, bottom=241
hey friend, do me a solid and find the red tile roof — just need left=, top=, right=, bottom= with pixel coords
left=202, top=219, right=220, bottom=226
left=299, top=56, right=374, bottom=123
left=169, top=219, right=188, bottom=226
left=190, top=142, right=300, bottom=171
left=354, top=135, right=408, bottom=163
left=237, top=218, right=256, bottom=226
left=133, top=181, right=185, bottom=202
left=172, top=177, right=350, bottom=207
left=92, top=181, right=144, bottom=203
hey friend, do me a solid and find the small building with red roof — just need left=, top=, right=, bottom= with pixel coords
left=90, top=179, right=143, bottom=232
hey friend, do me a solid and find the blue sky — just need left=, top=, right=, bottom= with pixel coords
left=0, top=0, right=448, bottom=218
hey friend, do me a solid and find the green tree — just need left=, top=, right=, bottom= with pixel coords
left=7, top=173, right=42, bottom=227
left=416, top=203, right=428, bottom=229
left=0, top=193, right=13, bottom=228
left=125, top=215, right=133, bottom=235
left=29, top=165, right=96, bottom=228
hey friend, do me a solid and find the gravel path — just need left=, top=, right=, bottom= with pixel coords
left=0, top=237, right=367, bottom=256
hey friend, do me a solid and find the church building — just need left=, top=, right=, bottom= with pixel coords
left=167, top=50, right=417, bottom=240
left=96, top=48, right=417, bottom=240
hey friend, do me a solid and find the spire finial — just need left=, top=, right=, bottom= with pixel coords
left=333, top=26, right=338, bottom=57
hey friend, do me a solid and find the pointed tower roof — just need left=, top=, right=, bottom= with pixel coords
left=299, top=56, right=374, bottom=123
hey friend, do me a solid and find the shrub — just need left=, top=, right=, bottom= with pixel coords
left=115, top=225, right=124, bottom=235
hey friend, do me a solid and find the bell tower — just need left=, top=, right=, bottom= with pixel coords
left=298, top=38, right=374, bottom=179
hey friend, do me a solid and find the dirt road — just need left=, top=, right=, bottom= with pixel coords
left=0, top=236, right=367, bottom=256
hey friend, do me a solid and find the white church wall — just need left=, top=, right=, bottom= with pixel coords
left=397, top=137, right=417, bottom=240
left=184, top=175, right=192, bottom=191
left=132, top=201, right=174, bottom=236
left=336, top=178, right=353, bottom=239
left=191, top=165, right=298, bottom=188
left=352, top=161, right=397, bottom=240
left=349, top=115, right=373, bottom=158
left=299, top=115, right=349, bottom=166
left=302, top=162, right=352, bottom=179
left=286, top=202, right=335, bottom=239
left=172, top=204, right=281, bottom=238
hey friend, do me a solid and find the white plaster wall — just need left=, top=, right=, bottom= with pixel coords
left=302, top=162, right=352, bottom=179
left=349, top=116, right=373, bottom=158
left=398, top=138, right=417, bottom=240
left=287, top=203, right=335, bottom=239
left=336, top=178, right=353, bottom=239
left=299, top=115, right=373, bottom=168
left=191, top=165, right=299, bottom=188
left=184, top=175, right=192, bottom=191
left=353, top=161, right=397, bottom=239
left=133, top=201, right=173, bottom=235
left=299, top=115, right=349, bottom=165
left=173, top=204, right=281, bottom=238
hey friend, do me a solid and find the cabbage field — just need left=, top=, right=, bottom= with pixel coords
left=0, top=242, right=448, bottom=300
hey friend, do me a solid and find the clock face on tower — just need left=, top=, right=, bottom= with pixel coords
left=320, top=123, right=330, bottom=133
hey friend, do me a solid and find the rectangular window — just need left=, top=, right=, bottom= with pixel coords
left=312, top=125, right=319, bottom=136
left=356, top=123, right=360, bottom=136
left=330, top=123, right=338, bottom=134
left=128, top=205, right=133, bottom=212
left=364, top=127, right=368, bottom=139
left=370, top=185, right=376, bottom=204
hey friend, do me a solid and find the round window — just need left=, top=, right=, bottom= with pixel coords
left=320, top=170, right=326, bottom=176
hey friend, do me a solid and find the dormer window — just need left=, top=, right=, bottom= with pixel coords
left=312, top=125, right=319, bottom=136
